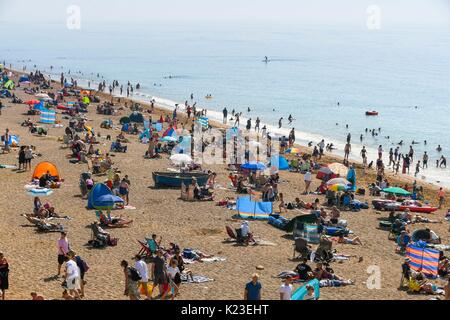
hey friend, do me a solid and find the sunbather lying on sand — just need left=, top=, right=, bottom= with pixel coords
left=22, top=214, right=64, bottom=232
left=328, top=234, right=363, bottom=245
left=99, top=211, right=133, bottom=228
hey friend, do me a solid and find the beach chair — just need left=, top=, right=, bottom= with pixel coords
left=293, top=237, right=310, bottom=260
left=137, top=240, right=153, bottom=258
left=226, top=226, right=237, bottom=241
left=315, top=237, right=334, bottom=263
left=88, top=223, right=108, bottom=248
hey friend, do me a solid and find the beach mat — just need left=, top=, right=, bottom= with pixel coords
left=181, top=275, right=214, bottom=283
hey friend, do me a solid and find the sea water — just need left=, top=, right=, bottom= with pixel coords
left=1, top=22, right=449, bottom=187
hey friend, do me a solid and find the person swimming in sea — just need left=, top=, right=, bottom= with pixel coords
left=288, top=115, right=293, bottom=125
left=398, top=140, right=404, bottom=146
left=437, top=145, right=442, bottom=152
left=264, top=56, right=269, bottom=63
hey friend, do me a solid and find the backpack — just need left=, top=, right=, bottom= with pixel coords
left=129, top=267, right=142, bottom=282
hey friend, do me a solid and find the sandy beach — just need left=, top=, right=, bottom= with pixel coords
left=0, top=68, right=449, bottom=301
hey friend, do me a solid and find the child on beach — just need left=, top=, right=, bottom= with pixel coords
left=278, top=193, right=287, bottom=213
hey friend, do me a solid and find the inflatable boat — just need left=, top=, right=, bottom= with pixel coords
left=365, top=111, right=379, bottom=116
left=398, top=200, right=438, bottom=214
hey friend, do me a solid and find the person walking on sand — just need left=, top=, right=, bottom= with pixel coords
left=134, top=254, right=151, bottom=300
left=0, top=252, right=9, bottom=300
left=344, top=142, right=351, bottom=162
left=121, top=260, right=141, bottom=300
left=57, top=232, right=70, bottom=277
left=304, top=169, right=312, bottom=194
left=119, top=177, right=130, bottom=205
left=318, top=140, right=325, bottom=159
left=64, top=251, right=81, bottom=300
left=244, top=273, right=262, bottom=300
left=25, top=145, right=33, bottom=171
left=279, top=276, right=293, bottom=300
left=234, top=113, right=240, bottom=127
left=438, top=188, right=445, bottom=209
left=152, top=249, right=168, bottom=299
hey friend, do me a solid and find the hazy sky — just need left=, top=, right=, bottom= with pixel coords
left=1, top=0, right=449, bottom=26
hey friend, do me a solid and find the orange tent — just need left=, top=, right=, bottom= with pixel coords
left=32, top=162, right=60, bottom=180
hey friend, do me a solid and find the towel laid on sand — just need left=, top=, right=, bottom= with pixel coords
left=183, top=257, right=226, bottom=264
left=181, top=274, right=214, bottom=283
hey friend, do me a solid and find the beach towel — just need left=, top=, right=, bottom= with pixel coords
left=180, top=274, right=214, bottom=284
left=183, top=257, right=226, bottom=264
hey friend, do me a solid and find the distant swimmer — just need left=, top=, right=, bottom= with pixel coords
left=346, top=124, right=349, bottom=129
left=278, top=117, right=283, bottom=129
left=337, top=102, right=340, bottom=106
left=398, top=140, right=404, bottom=146
left=360, top=134, right=363, bottom=142
left=437, top=145, right=442, bottom=152
left=247, top=107, right=251, bottom=113
left=440, top=155, right=447, bottom=168
left=264, top=56, right=269, bottom=63
left=385, top=136, right=390, bottom=139
left=412, top=140, right=419, bottom=145
left=308, top=141, right=313, bottom=147
left=288, top=114, right=293, bottom=125
left=424, top=140, right=427, bottom=145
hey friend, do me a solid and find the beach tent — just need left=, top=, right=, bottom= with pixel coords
left=40, top=108, right=56, bottom=124
left=139, top=128, right=151, bottom=141
left=162, top=127, right=177, bottom=138
left=82, top=96, right=90, bottom=105
left=269, top=155, right=290, bottom=171
left=6, top=135, right=20, bottom=147
left=406, top=244, right=439, bottom=277
left=3, top=79, right=14, bottom=90
left=235, top=196, right=273, bottom=220
left=32, top=162, right=60, bottom=180
left=241, top=162, right=266, bottom=171
left=197, top=117, right=209, bottom=128
left=226, top=127, right=241, bottom=140
left=284, top=214, right=318, bottom=233
left=129, top=112, right=144, bottom=123
left=87, top=183, right=124, bottom=210
left=0, top=89, right=12, bottom=98
left=19, top=75, right=29, bottom=83
left=346, top=167, right=357, bottom=191
left=291, top=279, right=320, bottom=300
left=152, top=122, right=163, bottom=132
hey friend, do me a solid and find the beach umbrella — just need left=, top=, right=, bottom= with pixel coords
left=328, top=163, right=349, bottom=176
left=326, top=178, right=351, bottom=186
left=25, top=100, right=40, bottom=105
left=94, top=194, right=120, bottom=210
left=285, top=148, right=301, bottom=154
left=382, top=187, right=411, bottom=196
left=160, top=136, right=178, bottom=143
left=328, top=184, right=349, bottom=192
left=170, top=154, right=193, bottom=164
left=241, top=162, right=266, bottom=171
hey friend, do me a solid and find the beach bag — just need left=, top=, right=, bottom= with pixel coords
left=129, top=267, right=142, bottom=282
left=287, top=203, right=294, bottom=210
left=108, top=238, right=118, bottom=247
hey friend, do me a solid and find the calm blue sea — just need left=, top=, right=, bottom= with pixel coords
left=1, top=22, right=449, bottom=186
